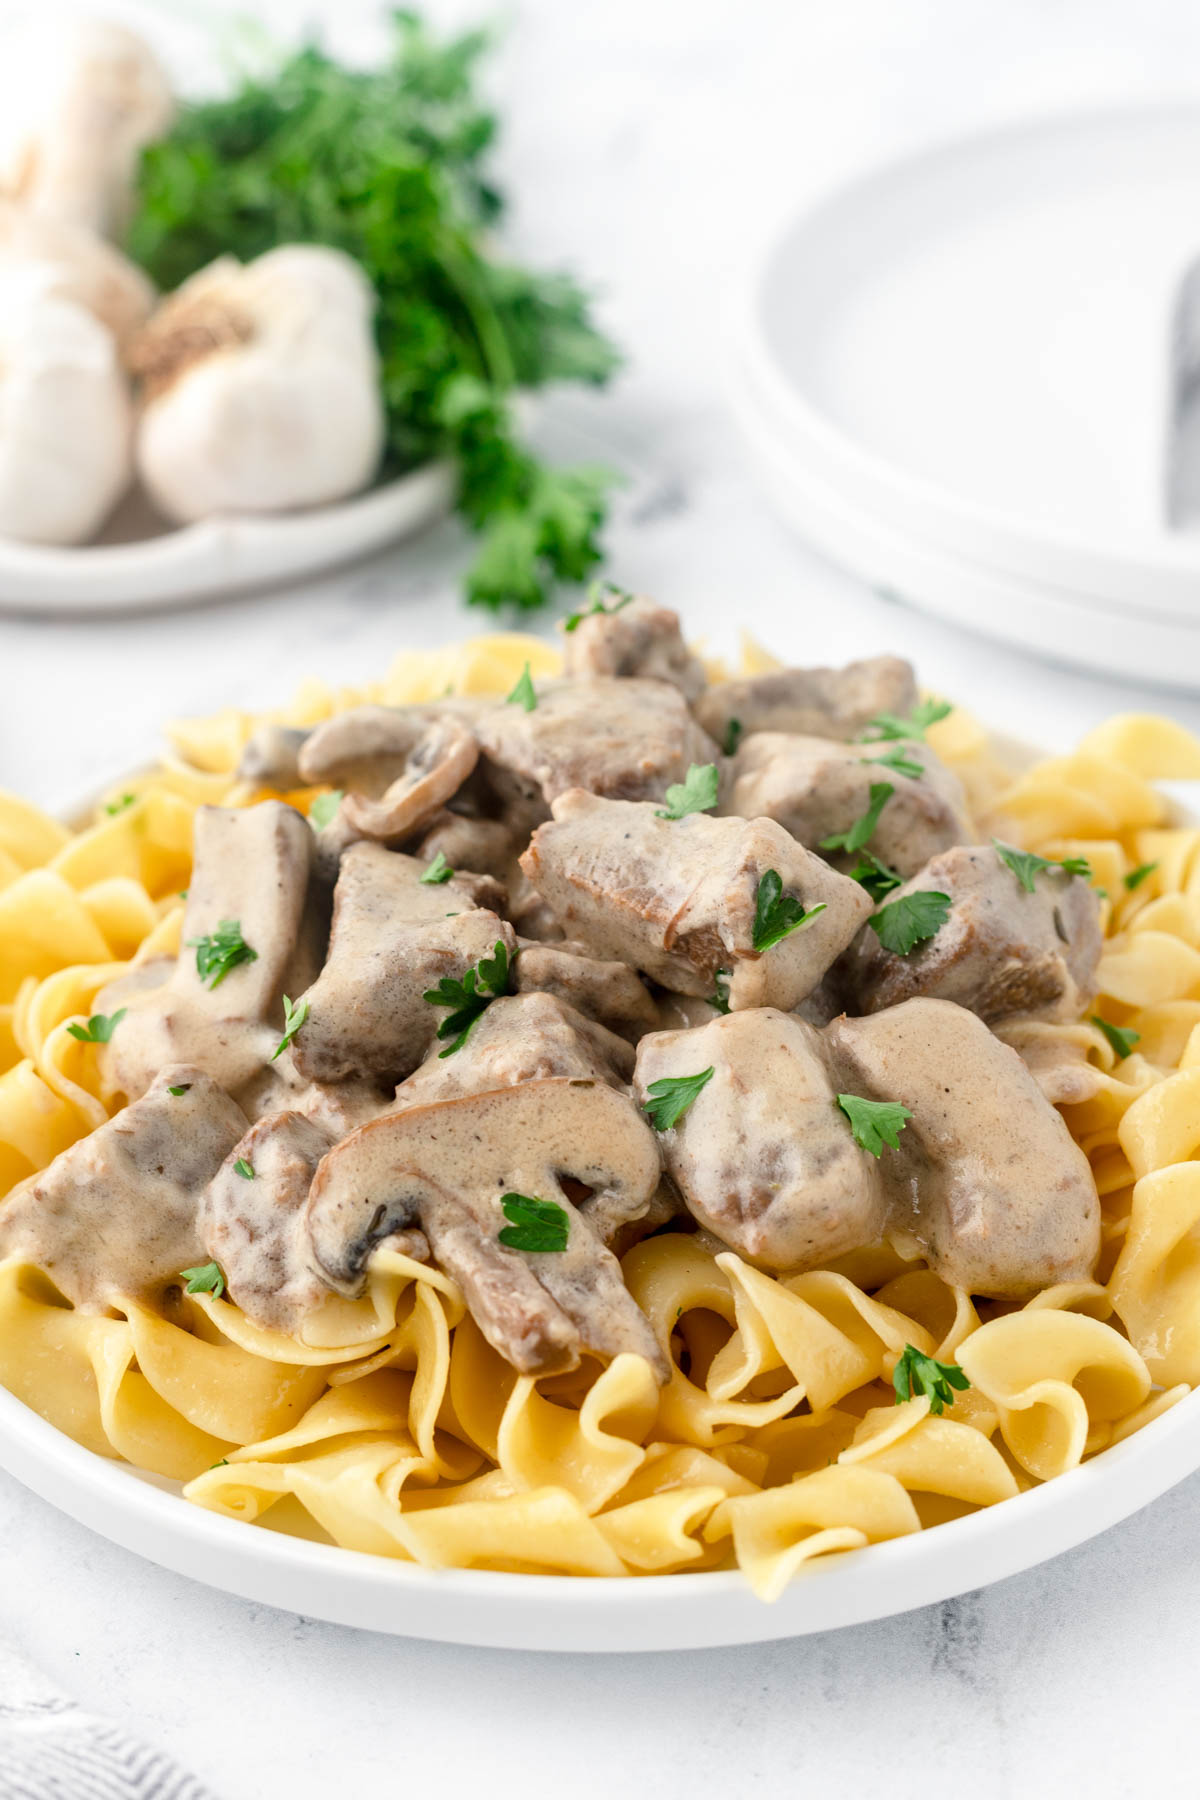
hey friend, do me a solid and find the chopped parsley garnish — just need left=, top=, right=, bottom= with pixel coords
left=1092, top=1017, right=1140, bottom=1061
left=167, top=1083, right=191, bottom=1097
left=821, top=782, right=894, bottom=856
left=709, top=970, right=731, bottom=1014
left=420, top=851, right=454, bottom=884
left=66, top=1008, right=126, bottom=1044
left=210, top=1457, right=229, bottom=1469
left=858, top=698, right=953, bottom=743
left=506, top=661, right=538, bottom=712
left=752, top=870, right=826, bottom=951
left=836, top=1093, right=912, bottom=1157
left=309, top=790, right=343, bottom=829
left=892, top=1343, right=970, bottom=1414
left=272, top=994, right=309, bottom=1062
left=424, top=940, right=510, bottom=1056
left=181, top=1261, right=226, bottom=1299
left=656, top=762, right=719, bottom=821
left=642, top=1066, right=715, bottom=1131
left=104, top=793, right=136, bottom=816
left=848, top=850, right=903, bottom=904
left=868, top=748, right=924, bottom=779
left=869, top=889, right=952, bottom=956
left=498, top=1192, right=570, bottom=1253
left=723, top=717, right=744, bottom=757
left=187, top=919, right=258, bottom=989
left=563, top=581, right=635, bottom=631
left=1124, top=861, right=1159, bottom=892
left=992, top=839, right=1092, bottom=894
left=233, top=1158, right=255, bottom=1180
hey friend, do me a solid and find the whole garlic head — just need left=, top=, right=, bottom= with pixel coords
left=130, top=246, right=386, bottom=522
left=0, top=200, right=154, bottom=347
left=0, top=20, right=173, bottom=241
left=0, top=263, right=133, bottom=545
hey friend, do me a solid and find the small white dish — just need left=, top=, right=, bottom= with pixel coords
left=0, top=462, right=454, bottom=613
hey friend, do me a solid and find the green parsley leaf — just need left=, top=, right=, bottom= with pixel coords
left=836, top=1093, right=913, bottom=1157
left=564, top=581, right=635, bottom=631
left=181, top=1261, right=226, bottom=1299
left=507, top=661, right=538, bottom=712
left=233, top=1158, right=255, bottom=1180
left=187, top=919, right=258, bottom=989
left=821, top=782, right=894, bottom=855
left=272, top=994, right=309, bottom=1062
left=848, top=850, right=903, bottom=904
left=66, top=1008, right=126, bottom=1045
left=858, top=698, right=953, bottom=743
left=167, top=1084, right=191, bottom=1097
left=892, top=1343, right=970, bottom=1413
left=723, top=717, right=744, bottom=757
left=1124, top=861, right=1159, bottom=892
left=642, top=1066, right=715, bottom=1131
left=709, top=970, right=731, bottom=1014
left=1092, top=1016, right=1140, bottom=1060
left=869, top=889, right=952, bottom=956
left=992, top=840, right=1093, bottom=895
left=655, top=762, right=719, bottom=821
left=309, top=790, right=343, bottom=829
left=420, top=851, right=454, bottom=885
left=498, top=1192, right=570, bottom=1253
left=868, top=748, right=924, bottom=779
left=751, top=870, right=827, bottom=952
left=104, top=793, right=136, bottom=816
left=424, top=940, right=511, bottom=1056
left=210, top=1457, right=229, bottom=1469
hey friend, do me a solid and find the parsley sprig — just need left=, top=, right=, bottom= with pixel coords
left=821, top=781, right=894, bottom=856
left=498, top=1192, right=570, bottom=1253
left=709, top=970, right=731, bottom=1014
left=836, top=1093, right=912, bottom=1157
left=67, top=1008, right=126, bottom=1045
left=272, top=995, right=309, bottom=1062
left=1124, top=861, right=1159, bottom=892
left=751, top=870, right=826, bottom=951
left=992, top=840, right=1092, bottom=894
left=564, top=581, right=634, bottom=632
left=892, top=1343, right=970, bottom=1414
left=869, top=889, right=952, bottom=956
left=233, top=1158, right=255, bottom=1180
left=848, top=851, right=903, bottom=903
left=1092, top=1017, right=1140, bottom=1061
left=127, top=17, right=621, bottom=615
left=868, top=748, right=924, bottom=779
left=858, top=699, right=952, bottom=743
left=420, top=851, right=454, bottom=885
left=309, top=790, right=343, bottom=830
left=723, top=718, right=744, bottom=757
left=507, top=662, right=538, bottom=712
left=187, top=919, right=258, bottom=990
left=181, top=1261, right=227, bottom=1299
left=642, top=1066, right=715, bottom=1131
left=656, top=763, right=719, bottom=821
left=424, top=940, right=511, bottom=1055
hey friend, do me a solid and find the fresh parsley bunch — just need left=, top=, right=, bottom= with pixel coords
left=126, top=11, right=621, bottom=612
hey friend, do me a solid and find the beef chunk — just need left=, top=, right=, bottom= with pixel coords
left=561, top=596, right=706, bottom=700
left=515, top=940, right=660, bottom=1043
left=694, top=656, right=917, bottom=745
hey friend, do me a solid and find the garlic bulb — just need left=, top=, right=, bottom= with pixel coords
left=0, top=200, right=154, bottom=346
left=131, top=246, right=385, bottom=522
left=0, top=264, right=133, bottom=544
left=0, top=20, right=173, bottom=240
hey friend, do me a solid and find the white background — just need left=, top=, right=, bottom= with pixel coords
left=5, top=1, right=1200, bottom=1795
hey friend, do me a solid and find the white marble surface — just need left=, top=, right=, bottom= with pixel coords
left=5, top=1, right=1200, bottom=1794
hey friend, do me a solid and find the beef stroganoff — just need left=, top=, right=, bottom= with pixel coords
left=1, top=609, right=1199, bottom=1600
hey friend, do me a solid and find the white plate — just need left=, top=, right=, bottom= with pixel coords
left=737, top=104, right=1200, bottom=620
left=0, top=463, right=454, bottom=613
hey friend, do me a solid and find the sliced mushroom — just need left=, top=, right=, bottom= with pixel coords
left=297, top=705, right=478, bottom=843
left=305, top=1079, right=667, bottom=1378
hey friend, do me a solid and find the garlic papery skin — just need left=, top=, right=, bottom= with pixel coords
left=0, top=20, right=173, bottom=241
left=0, top=200, right=154, bottom=347
left=131, top=246, right=386, bottom=522
left=0, top=265, right=133, bottom=545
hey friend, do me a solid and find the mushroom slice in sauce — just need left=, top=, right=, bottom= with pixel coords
left=521, top=789, right=871, bottom=1011
left=515, top=940, right=660, bottom=1044
left=393, top=992, right=634, bottom=1111
left=101, top=802, right=323, bottom=1104
left=727, top=733, right=970, bottom=878
left=827, top=998, right=1100, bottom=1296
left=297, top=705, right=479, bottom=843
left=304, top=1079, right=666, bottom=1378
left=634, top=1010, right=887, bottom=1271
left=290, top=841, right=517, bottom=1087
left=236, top=723, right=311, bottom=790
left=0, top=1067, right=247, bottom=1312
left=693, top=656, right=917, bottom=745
left=561, top=595, right=707, bottom=701
left=845, top=843, right=1102, bottom=1024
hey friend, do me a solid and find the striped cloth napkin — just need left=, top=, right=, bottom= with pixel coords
left=0, top=1637, right=217, bottom=1799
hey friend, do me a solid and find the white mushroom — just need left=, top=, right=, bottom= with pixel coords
left=129, top=247, right=385, bottom=522
left=0, top=20, right=173, bottom=240
left=0, top=200, right=154, bottom=346
left=0, top=263, right=133, bottom=544
left=298, top=705, right=480, bottom=843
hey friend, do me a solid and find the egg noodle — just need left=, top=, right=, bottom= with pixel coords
left=3, top=633, right=1200, bottom=1600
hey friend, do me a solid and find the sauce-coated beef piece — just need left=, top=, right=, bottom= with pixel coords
left=514, top=940, right=660, bottom=1043
left=560, top=596, right=707, bottom=701
left=393, top=991, right=634, bottom=1109
left=693, top=656, right=917, bottom=745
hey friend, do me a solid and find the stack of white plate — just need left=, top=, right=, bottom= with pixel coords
left=733, top=105, right=1200, bottom=690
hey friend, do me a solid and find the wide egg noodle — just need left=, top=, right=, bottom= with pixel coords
left=2, top=648, right=1200, bottom=1590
